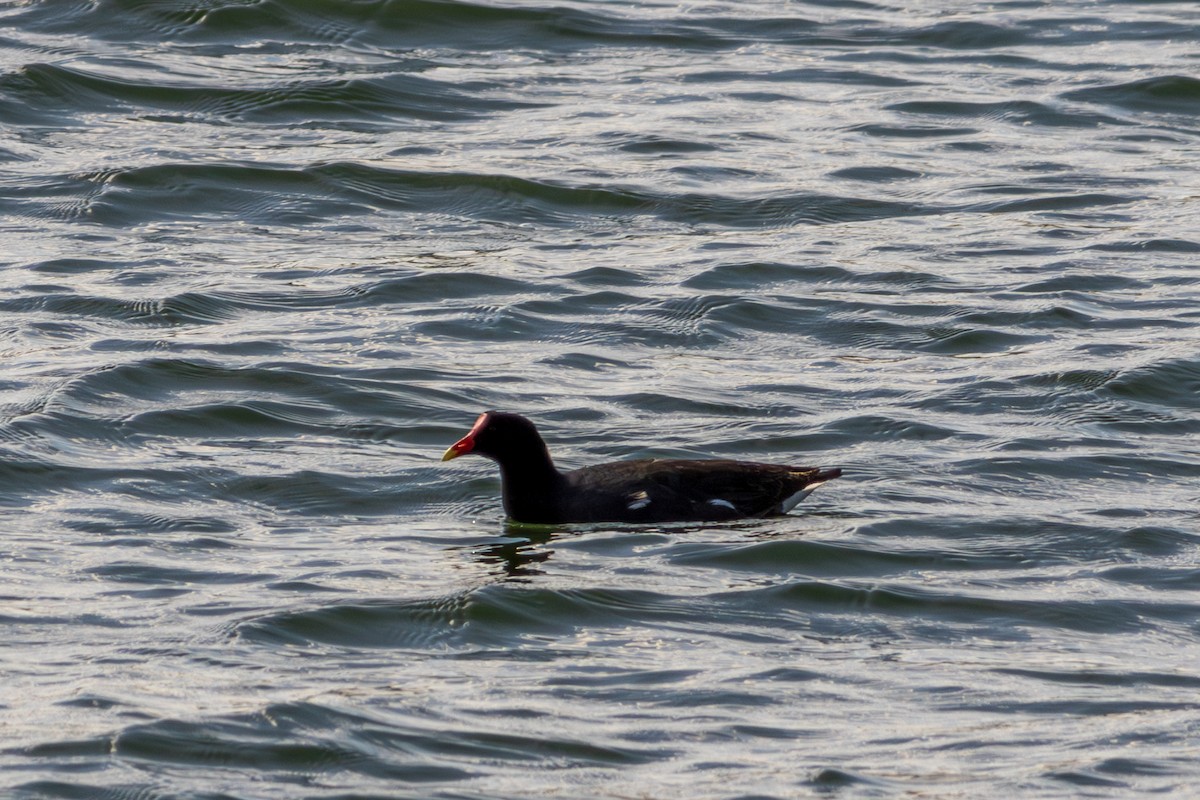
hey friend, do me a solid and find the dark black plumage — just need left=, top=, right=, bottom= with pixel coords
left=442, top=411, right=841, bottom=524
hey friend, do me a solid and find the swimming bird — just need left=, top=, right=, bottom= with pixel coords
left=441, top=411, right=841, bottom=524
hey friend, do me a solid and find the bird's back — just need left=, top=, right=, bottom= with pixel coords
left=561, top=458, right=840, bottom=523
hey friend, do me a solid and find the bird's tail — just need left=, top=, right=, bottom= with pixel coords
left=779, top=467, right=843, bottom=513
left=811, top=467, right=842, bottom=485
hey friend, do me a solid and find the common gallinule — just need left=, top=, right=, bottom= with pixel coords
left=442, top=411, right=841, bottom=524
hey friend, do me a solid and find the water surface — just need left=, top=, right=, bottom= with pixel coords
left=2, top=0, right=1199, bottom=797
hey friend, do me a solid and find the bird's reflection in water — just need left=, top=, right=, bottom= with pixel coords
left=471, top=523, right=558, bottom=580
left=462, top=517, right=796, bottom=580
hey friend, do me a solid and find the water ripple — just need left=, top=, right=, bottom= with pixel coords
left=3, top=0, right=1199, bottom=796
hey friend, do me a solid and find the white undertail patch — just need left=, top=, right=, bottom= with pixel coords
left=779, top=481, right=827, bottom=513
left=627, top=491, right=651, bottom=511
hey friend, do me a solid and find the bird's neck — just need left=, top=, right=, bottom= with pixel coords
left=496, top=445, right=563, bottom=522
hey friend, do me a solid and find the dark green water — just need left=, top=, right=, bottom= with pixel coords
left=2, top=1, right=1199, bottom=797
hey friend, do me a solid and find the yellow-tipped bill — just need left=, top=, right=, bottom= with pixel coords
left=441, top=442, right=468, bottom=461
left=442, top=412, right=489, bottom=462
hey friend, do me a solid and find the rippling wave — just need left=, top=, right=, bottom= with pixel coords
left=2, top=0, right=1199, bottom=797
